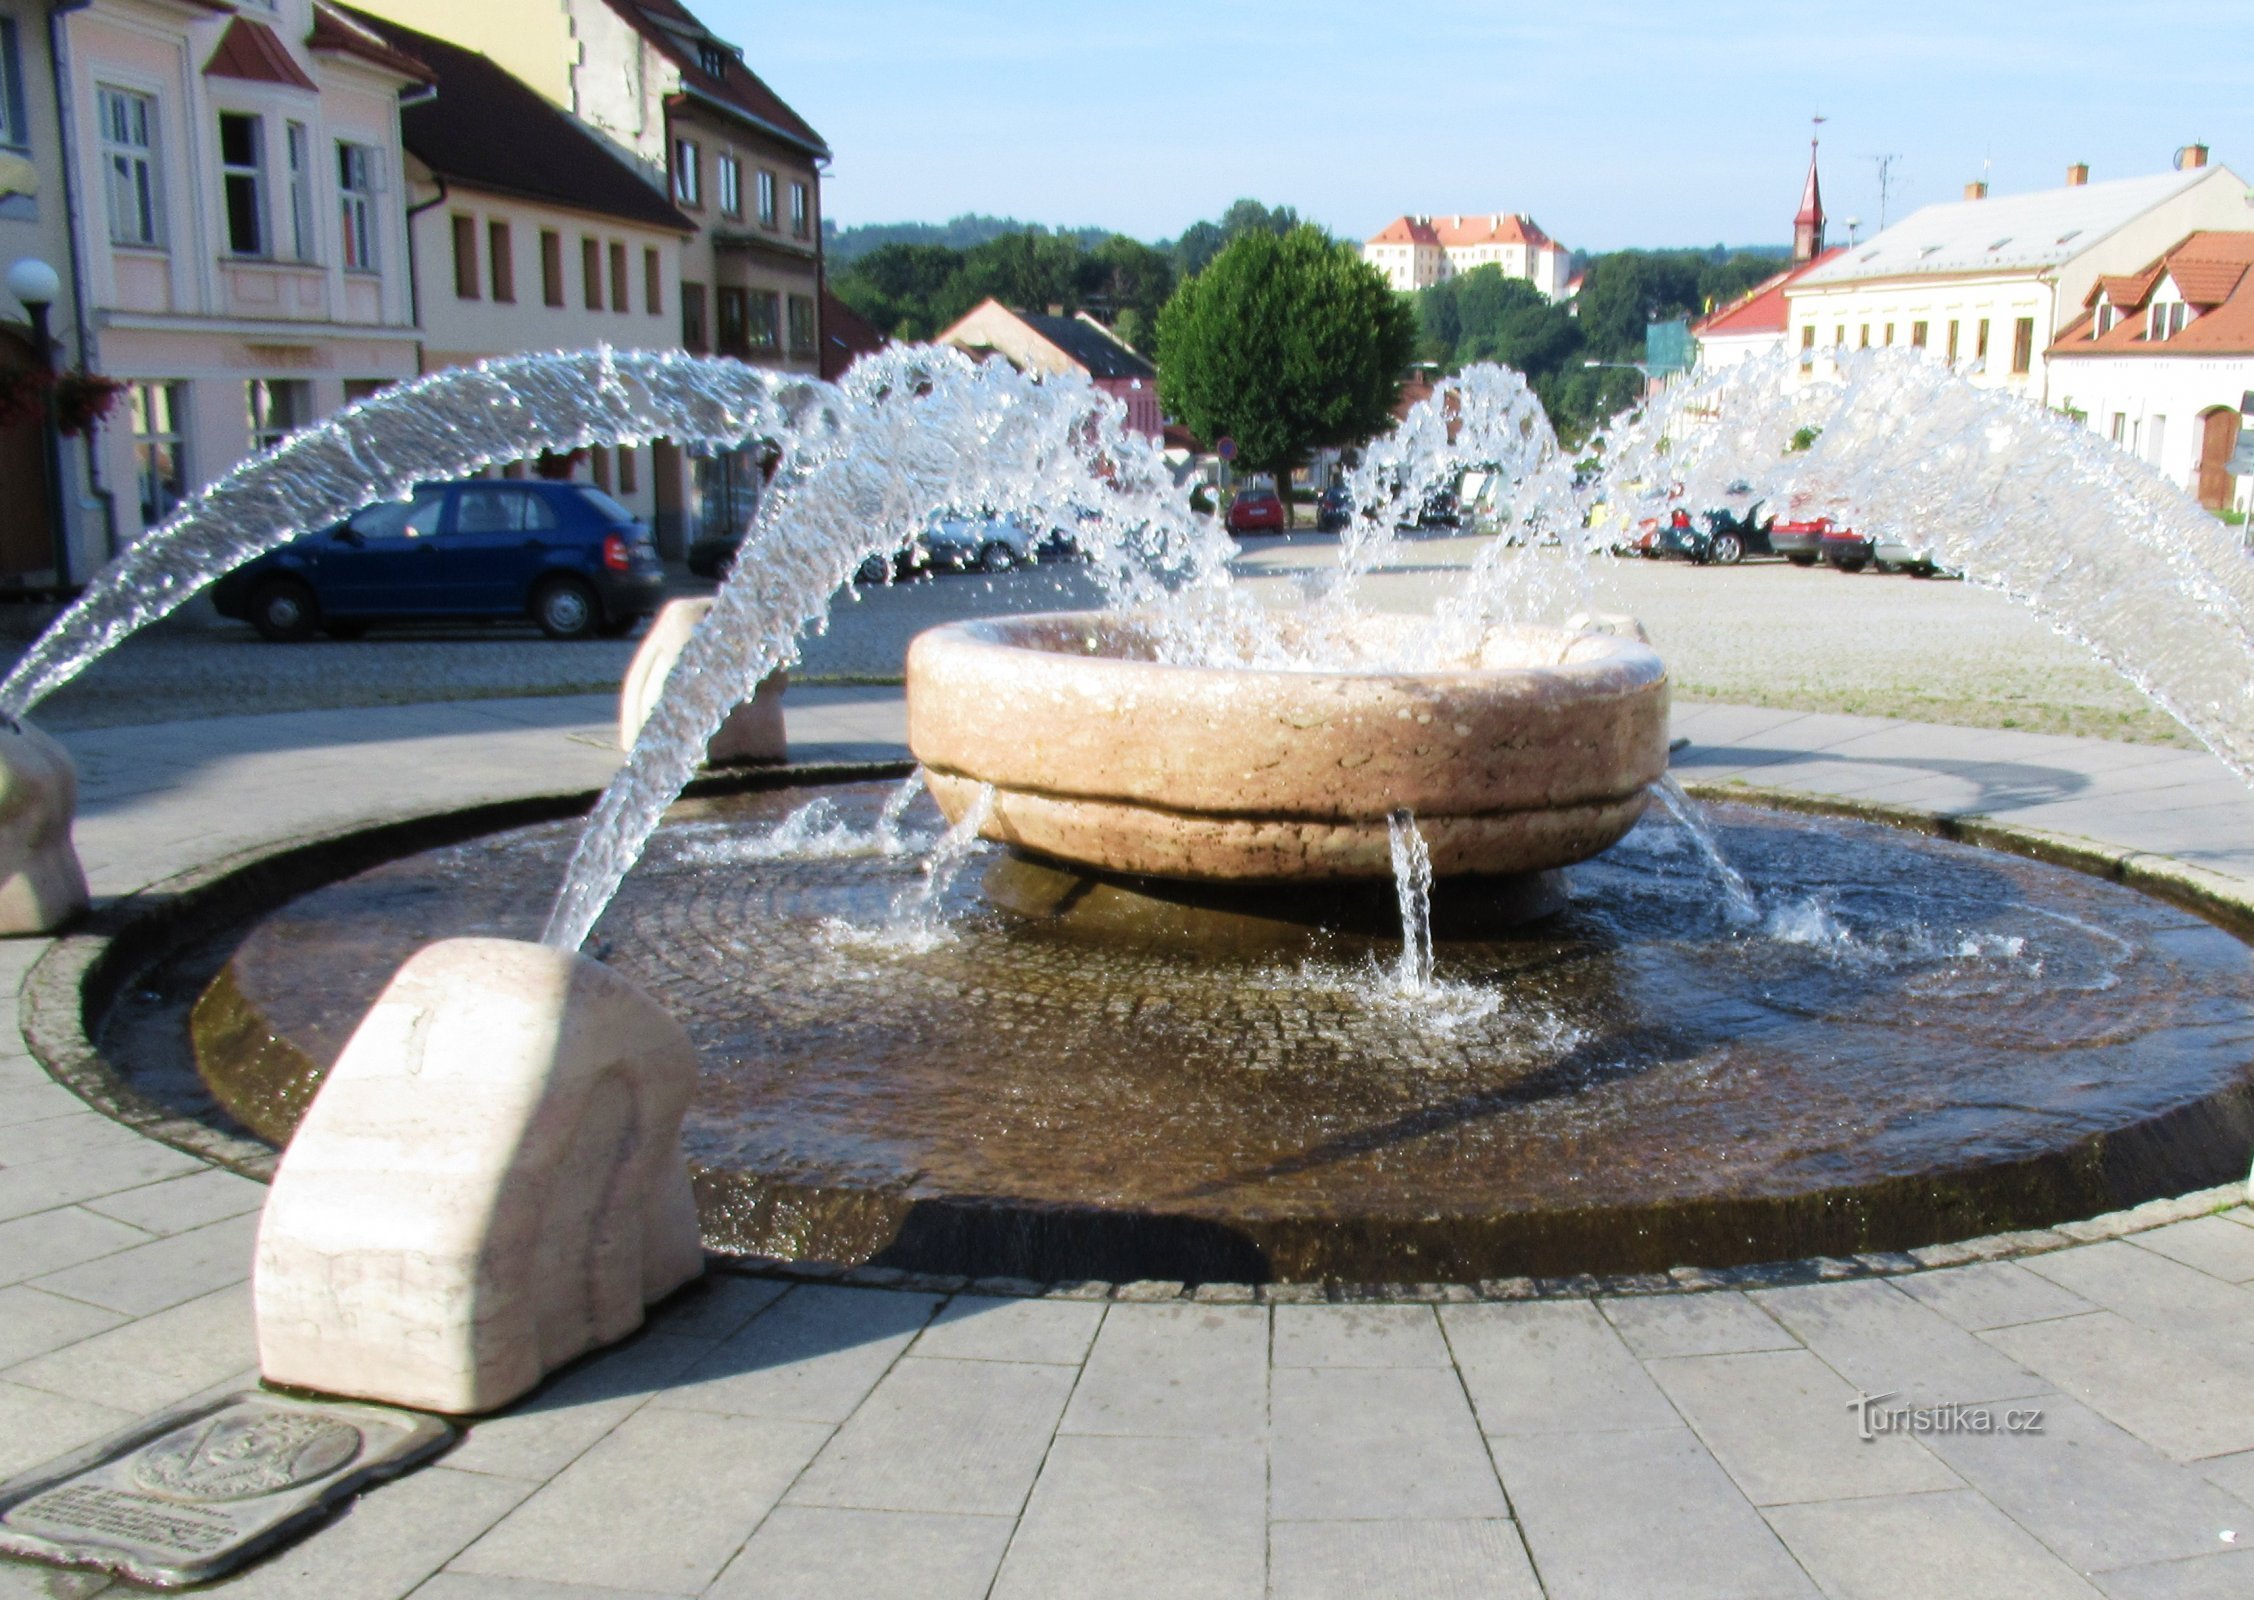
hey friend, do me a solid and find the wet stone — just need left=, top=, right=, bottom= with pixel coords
left=0, top=1391, right=451, bottom=1587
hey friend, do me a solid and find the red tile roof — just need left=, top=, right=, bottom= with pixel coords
left=2053, top=231, right=2254, bottom=357
left=1694, top=247, right=1843, bottom=338
left=1366, top=213, right=1559, bottom=250
left=204, top=16, right=317, bottom=91
left=307, top=4, right=434, bottom=84
left=606, top=0, right=828, bottom=159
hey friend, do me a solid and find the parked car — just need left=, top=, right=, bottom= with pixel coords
left=1871, top=534, right=1959, bottom=578
left=1770, top=515, right=1842, bottom=568
left=1227, top=487, right=1288, bottom=534
left=918, top=512, right=1042, bottom=572
left=1316, top=483, right=1353, bottom=533
left=1695, top=501, right=1775, bottom=565
left=1820, top=522, right=1876, bottom=572
left=1397, top=485, right=1461, bottom=532
left=212, top=480, right=664, bottom=642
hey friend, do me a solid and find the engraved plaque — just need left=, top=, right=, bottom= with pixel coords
left=0, top=1392, right=451, bottom=1587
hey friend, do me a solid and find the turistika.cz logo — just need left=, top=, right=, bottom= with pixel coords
left=1849, top=1391, right=2044, bottom=1442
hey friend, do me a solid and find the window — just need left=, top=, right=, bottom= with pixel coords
left=1975, top=318, right=1990, bottom=360
left=591, top=446, right=612, bottom=492
left=2148, top=302, right=2189, bottom=341
left=2111, top=413, right=2127, bottom=444
left=344, top=486, right=444, bottom=540
left=756, top=169, right=776, bottom=227
left=697, top=41, right=729, bottom=78
left=245, top=378, right=310, bottom=452
left=0, top=19, right=27, bottom=153
left=99, top=87, right=161, bottom=246
left=787, top=293, right=815, bottom=356
left=284, top=122, right=315, bottom=261
left=454, top=486, right=560, bottom=533
left=451, top=214, right=479, bottom=299
left=338, top=143, right=378, bottom=270
left=218, top=112, right=267, bottom=256
left=718, top=155, right=741, bottom=217
left=672, top=139, right=701, bottom=207
left=2150, top=414, right=2167, bottom=467
left=682, top=281, right=707, bottom=351
left=1858, top=324, right=1869, bottom=349
left=2011, top=316, right=2034, bottom=375
left=1882, top=323, right=1894, bottom=346
left=2096, top=304, right=2115, bottom=337
left=1946, top=320, right=1960, bottom=362
left=540, top=230, right=563, bottom=306
left=609, top=241, right=628, bottom=315
left=1799, top=325, right=1814, bottom=350
left=789, top=181, right=809, bottom=238
left=617, top=444, right=638, bottom=494
left=582, top=237, right=602, bottom=310
left=488, top=220, right=514, bottom=303
left=129, top=381, right=187, bottom=528
left=715, top=286, right=747, bottom=356
left=1910, top=321, right=1928, bottom=349
left=750, top=291, right=779, bottom=351
left=1832, top=324, right=1845, bottom=346
left=644, top=247, right=662, bottom=316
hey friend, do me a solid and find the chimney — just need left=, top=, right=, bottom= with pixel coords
left=2066, top=162, right=2089, bottom=187
left=1964, top=180, right=1990, bottom=201
left=2179, top=143, right=2210, bottom=170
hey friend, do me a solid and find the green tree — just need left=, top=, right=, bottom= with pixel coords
left=1083, top=235, right=1176, bottom=353
left=1156, top=226, right=1414, bottom=488
left=830, top=242, right=966, bottom=340
left=1169, top=198, right=1304, bottom=276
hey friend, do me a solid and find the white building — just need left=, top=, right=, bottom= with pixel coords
left=2047, top=230, right=2254, bottom=514
left=1363, top=213, right=1570, bottom=300
left=1784, top=155, right=2253, bottom=404
left=56, top=0, right=427, bottom=553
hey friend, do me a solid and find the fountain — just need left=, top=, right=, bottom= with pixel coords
left=12, top=345, right=2254, bottom=1363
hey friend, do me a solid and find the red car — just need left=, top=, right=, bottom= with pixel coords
left=1226, top=487, right=1287, bottom=534
left=1818, top=522, right=1875, bottom=572
left=1771, top=515, right=1844, bottom=568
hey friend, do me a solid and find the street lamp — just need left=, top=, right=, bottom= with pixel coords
left=5, top=258, right=70, bottom=588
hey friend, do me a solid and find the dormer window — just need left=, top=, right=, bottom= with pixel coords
left=697, top=41, right=728, bottom=78
left=2148, top=301, right=2189, bottom=341
left=2095, top=303, right=2115, bottom=337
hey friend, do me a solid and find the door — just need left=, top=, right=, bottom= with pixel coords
left=432, top=484, right=562, bottom=612
left=316, top=486, right=448, bottom=614
left=2198, top=408, right=2240, bottom=510
left=0, top=330, right=53, bottom=579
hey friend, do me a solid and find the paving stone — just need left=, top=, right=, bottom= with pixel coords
left=785, top=1356, right=1075, bottom=1517
left=1894, top=1261, right=2099, bottom=1330
left=1980, top=1312, right=2254, bottom=1462
left=0, top=1381, right=136, bottom=1483
left=0, top=1113, right=156, bottom=1171
left=413, top=1575, right=680, bottom=1599
left=3, top=1284, right=256, bottom=1416
left=1597, top=1290, right=1799, bottom=1359
left=1441, top=1300, right=1678, bottom=1436
left=1753, top=1278, right=2051, bottom=1404
left=191, top=1467, right=530, bottom=1600
left=1647, top=1349, right=1962, bottom=1506
left=80, top=1169, right=264, bottom=1238
left=2202, top=1449, right=2254, bottom=1509
left=2092, top=1551, right=2254, bottom=1598
left=1491, top=1426, right=1815, bottom=1600
left=0, top=1082, right=92, bottom=1128
left=989, top=1434, right=1263, bottom=1600
left=651, top=1286, right=939, bottom=1425
left=449, top=1408, right=829, bottom=1594
left=2020, top=1242, right=2254, bottom=1364
left=1266, top=1519, right=1542, bottom=1600
left=0, top=1143, right=207, bottom=1224
left=1917, top=1395, right=2251, bottom=1571
left=1059, top=1302, right=1266, bottom=1440
left=1270, top=1366, right=1506, bottom=1522
left=639, top=1274, right=787, bottom=1342
left=0, top=1286, right=126, bottom=1370
left=1766, top=1488, right=2103, bottom=1598
left=0, top=1208, right=149, bottom=1289
left=1271, top=1304, right=1450, bottom=1368
left=706, top=1506, right=1012, bottom=1600
left=911, top=1294, right=1104, bottom=1366
left=30, top=1212, right=256, bottom=1317
left=2130, top=1217, right=2254, bottom=1283
left=444, top=1334, right=713, bottom=1483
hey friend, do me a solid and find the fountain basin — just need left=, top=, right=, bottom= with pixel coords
left=906, top=613, right=1670, bottom=881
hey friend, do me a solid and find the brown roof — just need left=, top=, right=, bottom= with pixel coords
left=1367, top=213, right=1559, bottom=250
left=819, top=287, right=884, bottom=380
left=1795, top=145, right=1824, bottom=229
left=1694, top=247, right=1844, bottom=338
left=307, top=4, right=434, bottom=84
left=606, top=0, right=828, bottom=159
left=204, top=16, right=317, bottom=91
left=342, top=7, right=692, bottom=233
left=2053, top=230, right=2254, bottom=358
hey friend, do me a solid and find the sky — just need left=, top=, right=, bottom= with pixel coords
left=697, top=0, right=2254, bottom=252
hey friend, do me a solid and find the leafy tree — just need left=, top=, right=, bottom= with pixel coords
left=1083, top=235, right=1175, bottom=353
left=1156, top=226, right=1414, bottom=489
left=1168, top=198, right=1304, bottom=276
left=830, top=242, right=966, bottom=340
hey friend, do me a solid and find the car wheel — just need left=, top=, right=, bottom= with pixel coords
left=1710, top=532, right=1744, bottom=565
left=978, top=540, right=1018, bottom=574
left=323, top=619, right=367, bottom=641
left=250, top=578, right=319, bottom=643
left=1830, top=554, right=1869, bottom=574
left=531, top=576, right=600, bottom=640
left=1786, top=553, right=1818, bottom=568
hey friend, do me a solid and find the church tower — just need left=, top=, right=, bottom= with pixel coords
left=1794, top=139, right=1826, bottom=262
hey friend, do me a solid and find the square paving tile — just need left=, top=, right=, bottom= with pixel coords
left=2092, top=1551, right=2254, bottom=1599
left=1270, top=1366, right=1506, bottom=1522
left=80, top=1169, right=264, bottom=1238
left=990, top=1434, right=1263, bottom=1600
left=707, top=1506, right=1012, bottom=1600
left=651, top=1286, right=939, bottom=1425
left=1597, top=1291, right=1799, bottom=1359
left=1765, top=1488, right=2102, bottom=1598
left=1272, top=1304, right=1451, bottom=1368
left=2130, top=1218, right=2254, bottom=1283
left=0, top=1207, right=149, bottom=1289
left=444, top=1333, right=714, bottom=1484
left=0, top=1287, right=125, bottom=1370
left=1267, top=1519, right=1541, bottom=1600
left=1980, top=1312, right=2254, bottom=1462
left=1893, top=1262, right=2096, bottom=1331
left=1060, top=1303, right=1266, bottom=1440
left=911, top=1295, right=1105, bottom=1366
left=3, top=1284, right=256, bottom=1418
left=29, top=1212, right=257, bottom=1317
left=1442, top=1300, right=1677, bottom=1436
left=1753, top=1279, right=2050, bottom=1404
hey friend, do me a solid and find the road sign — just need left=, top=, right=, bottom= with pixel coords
left=1216, top=437, right=1237, bottom=461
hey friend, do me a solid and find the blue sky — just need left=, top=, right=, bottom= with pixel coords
left=700, top=1, right=2254, bottom=251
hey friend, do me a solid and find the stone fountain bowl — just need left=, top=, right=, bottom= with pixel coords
left=906, top=612, right=1671, bottom=882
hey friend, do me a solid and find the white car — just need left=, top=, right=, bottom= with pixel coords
left=1871, top=535, right=1960, bottom=578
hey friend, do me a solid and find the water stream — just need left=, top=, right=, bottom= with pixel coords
left=1650, top=775, right=1763, bottom=925
left=1386, top=809, right=1437, bottom=992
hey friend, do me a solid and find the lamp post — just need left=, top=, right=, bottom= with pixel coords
left=5, top=258, right=70, bottom=588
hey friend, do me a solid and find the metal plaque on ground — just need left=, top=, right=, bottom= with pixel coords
left=0, top=1390, right=454, bottom=1587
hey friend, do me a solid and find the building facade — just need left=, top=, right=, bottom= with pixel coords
left=936, top=298, right=1161, bottom=439
left=52, top=0, right=426, bottom=562
left=1784, top=155, right=2253, bottom=404
left=2048, top=231, right=2254, bottom=514
left=0, top=0, right=100, bottom=584
left=1363, top=213, right=1570, bottom=300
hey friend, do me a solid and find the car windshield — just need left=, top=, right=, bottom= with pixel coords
left=574, top=487, right=637, bottom=525
left=344, top=488, right=444, bottom=540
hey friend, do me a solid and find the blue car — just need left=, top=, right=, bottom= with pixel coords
left=211, top=479, right=665, bottom=641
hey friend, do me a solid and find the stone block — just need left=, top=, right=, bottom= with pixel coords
left=0, top=721, right=88, bottom=936
left=618, top=598, right=785, bottom=764
left=254, top=937, right=704, bottom=1414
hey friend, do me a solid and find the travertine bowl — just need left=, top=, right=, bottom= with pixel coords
left=905, top=612, right=1670, bottom=882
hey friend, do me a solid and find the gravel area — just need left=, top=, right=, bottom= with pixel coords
left=1, top=542, right=2199, bottom=748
